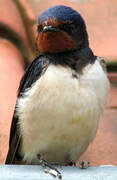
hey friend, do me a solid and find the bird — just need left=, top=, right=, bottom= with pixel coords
left=5, top=5, right=109, bottom=167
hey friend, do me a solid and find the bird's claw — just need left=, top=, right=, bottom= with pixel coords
left=44, top=168, right=62, bottom=179
left=37, top=154, right=62, bottom=179
left=79, top=160, right=90, bottom=169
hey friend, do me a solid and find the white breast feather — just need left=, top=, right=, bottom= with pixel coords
left=16, top=59, right=109, bottom=164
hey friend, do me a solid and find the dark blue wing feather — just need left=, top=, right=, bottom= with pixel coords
left=18, top=55, right=49, bottom=96
left=5, top=55, right=49, bottom=164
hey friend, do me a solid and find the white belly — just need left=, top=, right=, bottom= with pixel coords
left=17, top=60, right=109, bottom=164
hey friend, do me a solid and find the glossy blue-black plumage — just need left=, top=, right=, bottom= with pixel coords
left=39, top=5, right=84, bottom=25
left=18, top=56, right=49, bottom=96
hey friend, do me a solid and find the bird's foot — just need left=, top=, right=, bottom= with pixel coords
left=37, top=154, right=62, bottom=179
left=79, top=160, right=90, bottom=169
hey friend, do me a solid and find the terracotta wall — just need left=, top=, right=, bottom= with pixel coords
left=0, top=0, right=35, bottom=163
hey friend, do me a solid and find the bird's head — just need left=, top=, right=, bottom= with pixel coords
left=37, top=5, right=89, bottom=54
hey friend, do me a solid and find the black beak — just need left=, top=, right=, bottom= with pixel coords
left=43, top=26, right=59, bottom=32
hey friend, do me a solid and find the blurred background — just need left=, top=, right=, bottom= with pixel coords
left=0, top=0, right=117, bottom=165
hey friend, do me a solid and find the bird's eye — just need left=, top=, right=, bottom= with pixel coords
left=60, top=24, right=68, bottom=30
left=70, top=23, right=76, bottom=32
left=59, top=23, right=76, bottom=34
left=37, top=25, right=43, bottom=33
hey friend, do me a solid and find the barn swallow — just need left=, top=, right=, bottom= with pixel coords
left=6, top=5, right=109, bottom=167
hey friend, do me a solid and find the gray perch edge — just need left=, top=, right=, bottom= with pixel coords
left=0, top=165, right=117, bottom=180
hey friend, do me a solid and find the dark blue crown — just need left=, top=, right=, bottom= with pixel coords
left=38, top=5, right=86, bottom=27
